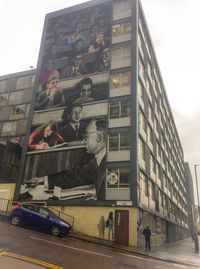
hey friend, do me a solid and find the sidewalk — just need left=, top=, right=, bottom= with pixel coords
left=71, top=232, right=200, bottom=267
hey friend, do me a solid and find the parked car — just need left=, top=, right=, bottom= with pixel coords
left=10, top=203, right=72, bottom=236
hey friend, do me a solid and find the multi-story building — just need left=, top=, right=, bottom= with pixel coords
left=0, top=0, right=189, bottom=246
left=0, top=70, right=35, bottom=200
left=184, top=162, right=195, bottom=233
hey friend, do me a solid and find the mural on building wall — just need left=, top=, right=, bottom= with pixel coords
left=19, top=3, right=112, bottom=202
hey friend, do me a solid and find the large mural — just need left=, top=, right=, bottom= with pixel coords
left=20, top=3, right=112, bottom=201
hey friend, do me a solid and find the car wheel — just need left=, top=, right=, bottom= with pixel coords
left=11, top=216, right=21, bottom=226
left=51, top=226, right=61, bottom=236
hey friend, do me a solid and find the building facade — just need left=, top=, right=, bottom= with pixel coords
left=184, top=162, right=195, bottom=233
left=0, top=70, right=35, bottom=200
left=0, top=0, right=189, bottom=246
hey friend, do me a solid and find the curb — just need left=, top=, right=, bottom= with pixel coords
left=70, top=234, right=200, bottom=268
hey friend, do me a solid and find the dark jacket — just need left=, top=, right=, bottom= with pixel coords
left=143, top=227, right=151, bottom=239
left=60, top=121, right=87, bottom=142
left=48, top=155, right=106, bottom=200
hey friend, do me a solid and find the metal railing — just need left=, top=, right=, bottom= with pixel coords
left=48, top=206, right=74, bottom=230
left=0, top=198, right=13, bottom=215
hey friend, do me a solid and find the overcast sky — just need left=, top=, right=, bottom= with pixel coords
left=0, top=0, right=200, bottom=202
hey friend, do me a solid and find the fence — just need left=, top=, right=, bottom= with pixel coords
left=0, top=198, right=13, bottom=215
left=48, top=206, right=74, bottom=230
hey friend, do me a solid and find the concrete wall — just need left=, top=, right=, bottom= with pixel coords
left=51, top=205, right=138, bottom=246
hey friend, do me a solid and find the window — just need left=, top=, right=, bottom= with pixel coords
left=8, top=91, right=24, bottom=105
left=139, top=137, right=145, bottom=160
left=38, top=207, right=50, bottom=217
left=109, top=99, right=130, bottom=118
left=147, top=124, right=153, bottom=144
left=112, top=22, right=131, bottom=37
left=0, top=80, right=7, bottom=93
left=10, top=104, right=27, bottom=119
left=16, top=76, right=33, bottom=90
left=138, top=79, right=144, bottom=101
left=108, top=132, right=130, bottom=151
left=151, top=182, right=156, bottom=200
left=111, top=45, right=131, bottom=60
left=110, top=71, right=131, bottom=89
left=113, top=0, right=131, bottom=20
left=139, top=109, right=146, bottom=132
left=1, top=121, right=17, bottom=136
left=138, top=56, right=145, bottom=79
left=150, top=153, right=156, bottom=173
left=144, top=178, right=148, bottom=196
left=107, top=167, right=130, bottom=188
left=148, top=102, right=154, bottom=123
left=109, top=133, right=118, bottom=151
left=156, top=163, right=162, bottom=180
left=0, top=93, right=9, bottom=106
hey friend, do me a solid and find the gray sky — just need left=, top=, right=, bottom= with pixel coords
left=0, top=0, right=200, bottom=202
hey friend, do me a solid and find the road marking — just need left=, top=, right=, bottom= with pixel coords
left=2, top=251, right=63, bottom=269
left=172, top=265, right=187, bottom=268
left=31, top=236, right=113, bottom=259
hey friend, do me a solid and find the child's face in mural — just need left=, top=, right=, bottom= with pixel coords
left=70, top=106, right=82, bottom=123
left=44, top=126, right=53, bottom=137
left=81, top=83, right=92, bottom=97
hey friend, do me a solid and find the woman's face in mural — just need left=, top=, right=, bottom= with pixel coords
left=44, top=126, right=53, bottom=137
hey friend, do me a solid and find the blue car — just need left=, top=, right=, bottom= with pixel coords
left=10, top=203, right=72, bottom=236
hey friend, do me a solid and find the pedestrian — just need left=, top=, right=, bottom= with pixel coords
left=143, top=225, right=151, bottom=251
left=191, top=231, right=199, bottom=254
left=106, top=211, right=114, bottom=240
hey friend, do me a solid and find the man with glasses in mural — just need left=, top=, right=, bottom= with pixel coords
left=47, top=118, right=106, bottom=200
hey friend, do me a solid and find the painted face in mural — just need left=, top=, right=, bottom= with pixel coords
left=70, top=106, right=82, bottom=123
left=96, top=33, right=104, bottom=45
left=44, top=126, right=53, bottom=137
left=80, top=83, right=92, bottom=97
left=85, top=121, right=105, bottom=155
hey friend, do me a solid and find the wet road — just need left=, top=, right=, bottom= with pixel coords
left=0, top=216, right=198, bottom=269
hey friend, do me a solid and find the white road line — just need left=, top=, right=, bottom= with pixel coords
left=31, top=236, right=113, bottom=259
left=172, top=265, right=187, bottom=268
left=155, top=265, right=167, bottom=269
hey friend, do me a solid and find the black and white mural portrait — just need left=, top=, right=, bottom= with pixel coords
left=19, top=2, right=112, bottom=202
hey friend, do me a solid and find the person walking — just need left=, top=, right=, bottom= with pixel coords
left=143, top=225, right=151, bottom=251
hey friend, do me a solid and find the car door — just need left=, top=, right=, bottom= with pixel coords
left=32, top=207, right=52, bottom=230
left=21, top=205, right=38, bottom=227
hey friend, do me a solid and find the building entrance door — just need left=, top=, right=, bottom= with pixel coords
left=115, top=210, right=129, bottom=246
